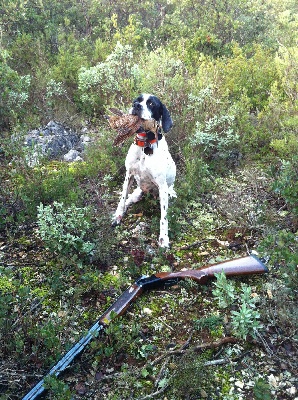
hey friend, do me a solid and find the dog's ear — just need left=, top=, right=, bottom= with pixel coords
left=161, top=103, right=173, bottom=133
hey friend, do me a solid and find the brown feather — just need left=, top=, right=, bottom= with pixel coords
left=109, top=108, right=125, bottom=117
left=106, top=110, right=160, bottom=146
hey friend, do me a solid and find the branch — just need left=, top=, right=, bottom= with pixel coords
left=151, top=336, right=238, bottom=366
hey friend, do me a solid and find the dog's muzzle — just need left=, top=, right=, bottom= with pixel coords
left=131, top=102, right=143, bottom=117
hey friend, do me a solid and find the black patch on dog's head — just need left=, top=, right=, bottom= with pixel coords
left=131, top=94, right=173, bottom=133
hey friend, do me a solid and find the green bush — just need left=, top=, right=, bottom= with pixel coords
left=273, top=157, right=298, bottom=215
left=212, top=272, right=263, bottom=340
left=78, top=42, right=135, bottom=115
left=0, top=50, right=31, bottom=128
left=17, top=163, right=82, bottom=220
left=37, top=202, right=95, bottom=259
left=259, top=229, right=298, bottom=288
left=192, top=114, right=239, bottom=161
left=216, top=44, right=278, bottom=111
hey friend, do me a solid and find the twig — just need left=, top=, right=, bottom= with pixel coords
left=179, top=330, right=193, bottom=350
left=192, top=336, right=238, bottom=351
left=204, top=358, right=228, bottom=366
left=150, top=337, right=238, bottom=366
left=255, top=330, right=274, bottom=356
left=255, top=331, right=296, bottom=369
left=179, top=239, right=207, bottom=250
left=137, top=382, right=170, bottom=400
left=154, top=359, right=169, bottom=388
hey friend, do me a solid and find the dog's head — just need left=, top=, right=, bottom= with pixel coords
left=130, top=94, right=173, bottom=133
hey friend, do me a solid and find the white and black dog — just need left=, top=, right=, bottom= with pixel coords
left=112, top=94, right=176, bottom=247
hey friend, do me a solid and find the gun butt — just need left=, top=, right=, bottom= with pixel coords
left=202, top=254, right=268, bottom=277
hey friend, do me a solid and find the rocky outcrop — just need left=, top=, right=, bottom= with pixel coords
left=24, top=121, right=91, bottom=165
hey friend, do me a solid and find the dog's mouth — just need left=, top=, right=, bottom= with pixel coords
left=132, top=109, right=153, bottom=120
left=131, top=108, right=142, bottom=117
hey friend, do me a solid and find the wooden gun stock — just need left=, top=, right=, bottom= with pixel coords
left=155, top=254, right=268, bottom=283
left=23, top=255, right=267, bottom=400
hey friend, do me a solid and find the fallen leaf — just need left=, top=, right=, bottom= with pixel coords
left=75, top=382, right=87, bottom=395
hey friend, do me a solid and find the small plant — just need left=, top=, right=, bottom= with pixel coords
left=212, top=273, right=263, bottom=339
left=212, top=271, right=236, bottom=308
left=37, top=202, right=95, bottom=259
left=194, top=314, right=223, bottom=331
left=259, top=229, right=298, bottom=288
left=231, top=301, right=261, bottom=340
left=253, top=378, right=272, bottom=400
left=44, top=375, right=72, bottom=400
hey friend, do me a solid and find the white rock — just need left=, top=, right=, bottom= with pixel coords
left=286, top=387, right=297, bottom=395
left=268, top=374, right=278, bottom=388
left=235, top=380, right=244, bottom=389
left=63, top=149, right=82, bottom=162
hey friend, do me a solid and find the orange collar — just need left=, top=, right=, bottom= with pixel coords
left=135, top=132, right=157, bottom=148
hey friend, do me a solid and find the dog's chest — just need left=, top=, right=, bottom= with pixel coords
left=125, top=141, right=174, bottom=192
left=127, top=150, right=159, bottom=192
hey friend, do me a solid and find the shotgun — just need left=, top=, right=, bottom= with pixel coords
left=22, top=255, right=267, bottom=400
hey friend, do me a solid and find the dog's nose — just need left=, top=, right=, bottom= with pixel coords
left=134, top=102, right=142, bottom=110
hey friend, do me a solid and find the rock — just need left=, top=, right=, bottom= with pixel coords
left=268, top=374, right=278, bottom=388
left=24, top=121, right=90, bottom=165
left=63, top=149, right=82, bottom=162
left=286, top=386, right=297, bottom=396
left=235, top=380, right=244, bottom=389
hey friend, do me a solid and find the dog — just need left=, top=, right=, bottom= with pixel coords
left=112, top=94, right=176, bottom=248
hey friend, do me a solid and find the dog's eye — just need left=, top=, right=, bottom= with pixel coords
left=148, top=101, right=153, bottom=107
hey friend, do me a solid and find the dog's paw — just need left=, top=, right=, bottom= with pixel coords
left=159, top=236, right=169, bottom=248
left=111, top=215, right=122, bottom=227
left=168, top=185, right=177, bottom=199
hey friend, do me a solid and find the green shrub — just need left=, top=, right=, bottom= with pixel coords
left=182, top=86, right=243, bottom=169
left=259, top=229, right=298, bottom=288
left=37, top=202, right=95, bottom=259
left=212, top=271, right=236, bottom=308
left=0, top=49, right=31, bottom=128
left=17, top=163, right=82, bottom=220
left=273, top=157, right=298, bottom=215
left=192, top=114, right=239, bottom=162
left=212, top=272, right=263, bottom=340
left=216, top=44, right=278, bottom=111
left=78, top=42, right=135, bottom=114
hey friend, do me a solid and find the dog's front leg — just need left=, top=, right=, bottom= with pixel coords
left=112, top=172, right=134, bottom=226
left=158, top=183, right=170, bottom=248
